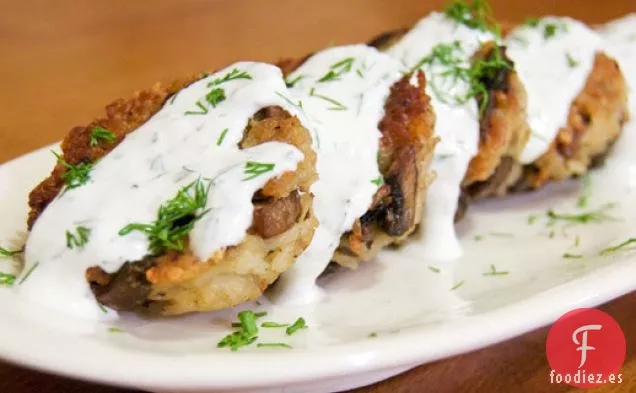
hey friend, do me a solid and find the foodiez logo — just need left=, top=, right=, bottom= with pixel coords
left=546, top=308, right=626, bottom=388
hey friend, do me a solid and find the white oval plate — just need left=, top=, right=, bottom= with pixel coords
left=1, top=113, right=636, bottom=393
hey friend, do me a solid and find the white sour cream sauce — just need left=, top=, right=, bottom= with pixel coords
left=386, top=12, right=495, bottom=260
left=273, top=45, right=403, bottom=303
left=600, top=14, right=636, bottom=103
left=506, top=17, right=603, bottom=163
left=21, top=62, right=308, bottom=320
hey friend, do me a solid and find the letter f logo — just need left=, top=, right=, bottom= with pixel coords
left=572, top=324, right=602, bottom=368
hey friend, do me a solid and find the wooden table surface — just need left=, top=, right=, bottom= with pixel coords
left=0, top=0, right=634, bottom=392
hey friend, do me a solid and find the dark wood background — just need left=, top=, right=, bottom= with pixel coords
left=1, top=0, right=634, bottom=392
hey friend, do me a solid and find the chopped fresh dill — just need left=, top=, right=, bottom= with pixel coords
left=482, top=264, right=509, bottom=276
left=577, top=174, right=591, bottom=208
left=318, top=57, right=355, bottom=83
left=443, top=0, right=501, bottom=36
left=566, top=52, right=579, bottom=68
left=451, top=280, right=465, bottom=291
left=184, top=101, right=209, bottom=116
left=285, top=74, right=304, bottom=88
left=410, top=40, right=510, bottom=117
left=574, top=235, right=581, bottom=248
left=563, top=253, right=583, bottom=259
left=275, top=91, right=302, bottom=109
left=19, top=262, right=39, bottom=284
left=368, top=332, right=378, bottom=338
left=0, top=272, right=16, bottom=286
left=524, top=17, right=540, bottom=27
left=428, top=265, right=441, bottom=273
left=286, top=317, right=308, bottom=336
left=107, top=327, right=123, bottom=333
left=0, top=246, right=22, bottom=257
left=528, top=214, right=539, bottom=225
left=207, top=68, right=252, bottom=87
left=98, top=303, right=108, bottom=313
left=217, top=331, right=258, bottom=351
left=257, top=343, right=292, bottom=349
left=261, top=322, right=289, bottom=328
left=474, top=234, right=484, bottom=241
left=371, top=176, right=383, bottom=186
left=309, top=87, right=348, bottom=110
left=238, top=310, right=259, bottom=337
left=543, top=22, right=567, bottom=40
left=216, top=128, right=229, bottom=146
left=89, top=126, right=116, bottom=147
left=65, top=226, right=91, bottom=249
left=243, top=161, right=276, bottom=181
left=205, top=88, right=226, bottom=108
left=119, top=178, right=211, bottom=255
left=547, top=204, right=615, bottom=224
left=53, top=151, right=93, bottom=191
left=356, top=69, right=364, bottom=78
left=599, top=238, right=636, bottom=256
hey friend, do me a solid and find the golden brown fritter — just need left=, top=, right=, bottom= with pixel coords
left=279, top=51, right=438, bottom=268
left=516, top=52, right=629, bottom=189
left=32, top=72, right=319, bottom=316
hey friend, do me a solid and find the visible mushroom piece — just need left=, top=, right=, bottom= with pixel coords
left=250, top=191, right=302, bottom=239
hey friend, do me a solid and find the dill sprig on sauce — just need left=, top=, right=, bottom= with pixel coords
left=599, top=238, right=636, bottom=256
left=65, top=226, right=91, bottom=249
left=411, top=41, right=510, bottom=117
left=317, top=57, right=355, bottom=83
left=482, top=264, right=509, bottom=276
left=285, top=74, right=305, bottom=88
left=0, top=246, right=22, bottom=257
left=89, top=126, right=116, bottom=147
left=218, top=310, right=261, bottom=351
left=309, top=87, right=348, bottom=110
left=119, top=178, right=211, bottom=255
left=566, top=52, right=579, bottom=68
left=257, top=343, right=292, bottom=349
left=443, top=0, right=501, bottom=36
left=0, top=272, right=16, bottom=286
left=52, top=151, right=93, bottom=191
left=185, top=68, right=252, bottom=116
left=19, top=262, right=39, bottom=285
left=286, top=317, right=308, bottom=336
left=243, top=161, right=276, bottom=181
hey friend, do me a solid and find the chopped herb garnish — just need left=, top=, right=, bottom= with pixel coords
left=285, top=74, right=304, bottom=88
left=482, top=264, right=509, bottom=276
left=371, top=176, right=383, bottom=186
left=411, top=40, right=510, bottom=117
left=53, top=151, right=92, bottom=191
left=474, top=234, right=484, bottom=241
left=577, top=174, right=591, bottom=207
left=368, top=332, right=378, bottom=338
left=528, top=214, right=539, bottom=225
left=0, top=272, right=16, bottom=286
left=599, top=238, right=636, bottom=256
left=184, top=101, right=209, bottom=116
left=19, top=262, right=39, bottom=284
left=0, top=246, right=22, bottom=257
left=451, top=280, right=465, bottom=291
left=574, top=235, right=581, bottom=248
left=563, top=253, right=583, bottom=259
left=544, top=23, right=558, bottom=39
left=566, top=52, right=579, bottom=68
left=309, top=87, right=347, bottom=110
left=317, top=57, right=355, bottom=83
left=261, top=321, right=289, bottom=328
left=275, top=91, right=302, bottom=109
left=524, top=17, right=541, bottom=27
left=238, top=310, right=259, bottom=337
left=428, top=265, right=441, bottom=273
left=217, top=331, right=258, bottom=351
left=286, top=317, right=308, bottom=336
left=65, top=226, right=91, bottom=249
left=356, top=69, right=364, bottom=78
left=119, top=178, right=211, bottom=255
left=216, top=128, right=229, bottom=146
left=89, top=126, right=116, bottom=147
left=257, top=343, right=292, bottom=349
left=107, top=327, right=123, bottom=333
left=205, top=88, right=226, bottom=108
left=547, top=205, right=615, bottom=224
left=443, top=0, right=500, bottom=36
left=207, top=68, right=252, bottom=87
left=243, top=161, right=276, bottom=181
left=98, top=303, right=108, bottom=313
